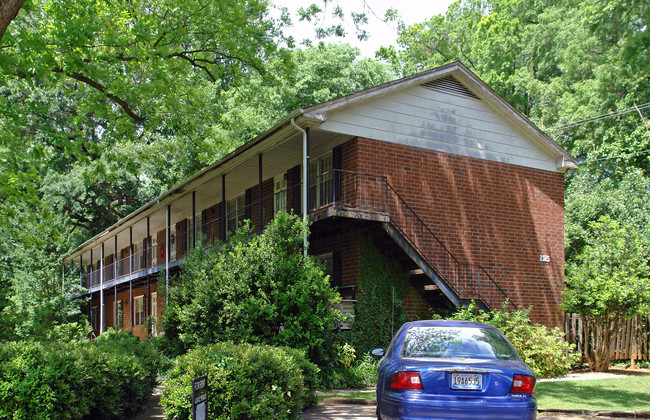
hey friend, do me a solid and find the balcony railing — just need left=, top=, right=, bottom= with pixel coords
left=79, top=169, right=515, bottom=311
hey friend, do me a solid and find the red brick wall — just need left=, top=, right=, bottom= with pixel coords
left=98, top=281, right=162, bottom=340
left=346, top=137, right=565, bottom=327
left=309, top=228, right=360, bottom=290
left=405, top=284, right=433, bottom=321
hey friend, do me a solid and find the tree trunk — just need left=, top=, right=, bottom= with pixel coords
left=583, top=313, right=618, bottom=372
left=0, top=0, right=25, bottom=43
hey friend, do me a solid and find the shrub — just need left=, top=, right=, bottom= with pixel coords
left=319, top=354, right=378, bottom=389
left=0, top=334, right=161, bottom=419
left=161, top=212, right=341, bottom=362
left=280, top=347, right=321, bottom=406
left=88, top=329, right=163, bottom=417
left=0, top=341, right=88, bottom=419
left=161, top=342, right=318, bottom=419
left=451, top=302, right=580, bottom=378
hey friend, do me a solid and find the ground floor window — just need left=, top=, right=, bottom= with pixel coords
left=134, top=295, right=145, bottom=326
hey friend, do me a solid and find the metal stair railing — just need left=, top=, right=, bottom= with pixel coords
left=317, top=169, right=515, bottom=311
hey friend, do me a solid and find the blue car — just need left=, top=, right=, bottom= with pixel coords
left=372, top=320, right=536, bottom=420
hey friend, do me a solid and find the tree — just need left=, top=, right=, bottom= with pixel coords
left=563, top=215, right=650, bottom=371
left=563, top=168, right=650, bottom=371
left=0, top=204, right=88, bottom=341
left=161, top=212, right=341, bottom=361
left=211, top=43, right=393, bottom=145
left=0, top=0, right=24, bottom=42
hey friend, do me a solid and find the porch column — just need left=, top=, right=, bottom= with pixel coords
left=100, top=243, right=104, bottom=335
left=89, top=292, right=93, bottom=333
left=221, top=174, right=226, bottom=241
left=79, top=255, right=83, bottom=287
left=129, top=280, right=133, bottom=331
left=114, top=285, right=117, bottom=329
left=166, top=205, right=170, bottom=304
left=146, top=217, right=150, bottom=268
left=114, top=235, right=118, bottom=280
left=258, top=153, right=263, bottom=231
left=192, top=191, right=196, bottom=248
left=146, top=277, right=150, bottom=327
left=90, top=249, right=93, bottom=287
left=130, top=227, right=134, bottom=275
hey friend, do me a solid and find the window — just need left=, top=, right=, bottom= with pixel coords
left=226, top=193, right=246, bottom=234
left=116, top=300, right=123, bottom=329
left=150, top=292, right=158, bottom=336
left=309, top=152, right=333, bottom=209
left=134, top=295, right=145, bottom=326
left=274, top=176, right=287, bottom=214
left=314, top=253, right=334, bottom=280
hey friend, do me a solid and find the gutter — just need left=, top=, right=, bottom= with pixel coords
left=290, top=118, right=309, bottom=257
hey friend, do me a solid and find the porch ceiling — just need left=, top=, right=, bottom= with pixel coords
left=69, top=123, right=353, bottom=262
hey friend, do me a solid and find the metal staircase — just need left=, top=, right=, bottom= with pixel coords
left=317, top=169, right=517, bottom=312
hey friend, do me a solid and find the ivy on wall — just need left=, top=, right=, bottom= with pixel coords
left=343, top=234, right=409, bottom=355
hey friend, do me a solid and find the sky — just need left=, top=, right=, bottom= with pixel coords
left=272, top=0, right=457, bottom=57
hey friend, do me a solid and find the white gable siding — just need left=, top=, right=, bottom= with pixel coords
left=319, top=84, right=559, bottom=172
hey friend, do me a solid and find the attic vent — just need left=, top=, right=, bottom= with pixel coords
left=422, top=76, right=480, bottom=100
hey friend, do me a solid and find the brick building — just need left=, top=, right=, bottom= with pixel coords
left=65, top=62, right=577, bottom=338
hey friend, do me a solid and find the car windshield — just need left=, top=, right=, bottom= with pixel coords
left=401, top=326, right=517, bottom=360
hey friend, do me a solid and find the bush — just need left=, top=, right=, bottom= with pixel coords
left=161, top=342, right=319, bottom=419
left=89, top=329, right=163, bottom=417
left=0, top=334, right=161, bottom=419
left=161, top=212, right=341, bottom=362
left=451, top=302, right=580, bottom=378
left=319, top=354, right=378, bottom=389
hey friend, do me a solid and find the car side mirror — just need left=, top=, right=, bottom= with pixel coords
left=371, top=348, right=385, bottom=357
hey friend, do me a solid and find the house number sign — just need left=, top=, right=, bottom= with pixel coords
left=192, top=375, right=208, bottom=420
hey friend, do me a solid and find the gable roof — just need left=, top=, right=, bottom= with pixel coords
left=301, top=61, right=578, bottom=171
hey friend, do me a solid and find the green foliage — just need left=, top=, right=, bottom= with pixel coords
left=563, top=215, right=650, bottom=371
left=0, top=205, right=88, bottom=342
left=451, top=302, right=579, bottom=378
left=318, top=354, right=378, bottom=390
left=161, top=342, right=316, bottom=420
left=212, top=43, right=393, bottom=151
left=341, top=235, right=409, bottom=356
left=0, top=333, right=160, bottom=419
left=160, top=212, right=341, bottom=361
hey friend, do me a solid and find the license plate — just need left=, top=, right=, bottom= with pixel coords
left=451, top=373, right=482, bottom=390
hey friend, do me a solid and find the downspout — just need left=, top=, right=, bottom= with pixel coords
left=290, top=118, right=308, bottom=257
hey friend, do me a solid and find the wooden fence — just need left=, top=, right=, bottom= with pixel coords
left=564, top=313, right=650, bottom=361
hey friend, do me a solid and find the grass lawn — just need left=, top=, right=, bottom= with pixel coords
left=316, top=390, right=375, bottom=404
left=536, top=374, right=650, bottom=412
